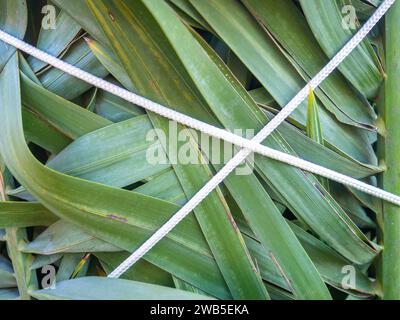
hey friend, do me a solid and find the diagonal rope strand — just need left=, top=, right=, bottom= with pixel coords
left=107, top=0, right=396, bottom=278
left=0, top=0, right=395, bottom=279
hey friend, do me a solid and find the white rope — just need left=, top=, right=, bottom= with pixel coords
left=0, top=0, right=395, bottom=278
left=108, top=0, right=396, bottom=278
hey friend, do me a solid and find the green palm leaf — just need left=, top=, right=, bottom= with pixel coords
left=0, top=0, right=396, bottom=301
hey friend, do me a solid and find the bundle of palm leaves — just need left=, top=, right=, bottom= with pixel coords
left=0, top=0, right=399, bottom=301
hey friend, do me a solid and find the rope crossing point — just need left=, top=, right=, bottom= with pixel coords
left=0, top=0, right=396, bottom=278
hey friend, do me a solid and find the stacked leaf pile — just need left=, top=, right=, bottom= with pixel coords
left=0, top=0, right=398, bottom=300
